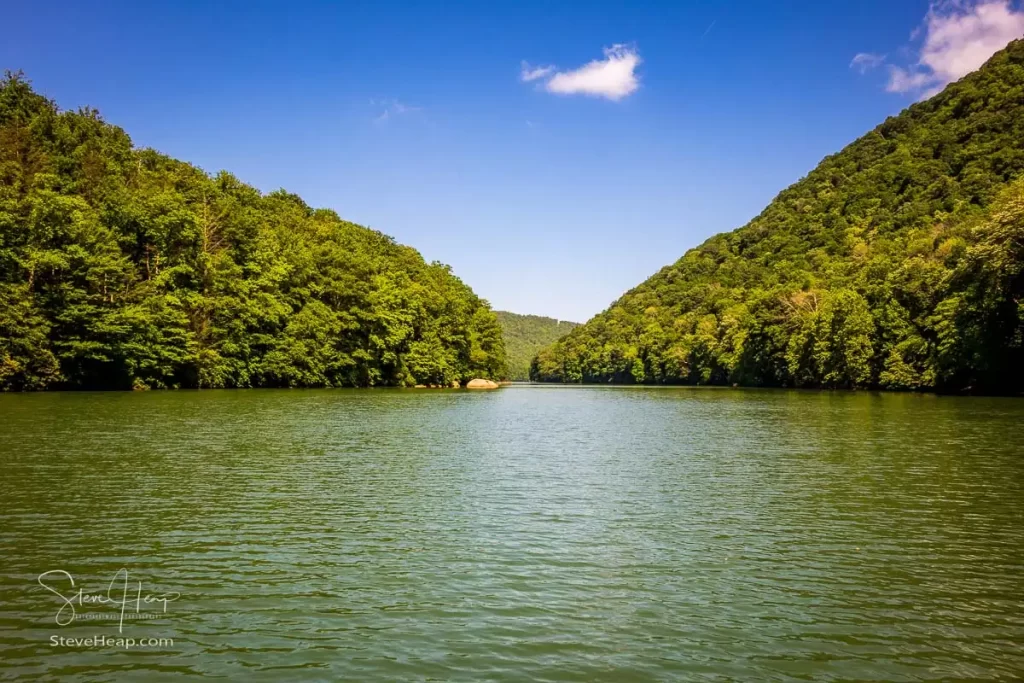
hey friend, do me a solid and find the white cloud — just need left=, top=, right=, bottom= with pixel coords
left=916, top=1, right=1024, bottom=83
left=857, top=1, right=1024, bottom=96
left=371, top=98, right=420, bottom=124
left=885, top=65, right=936, bottom=93
left=520, top=62, right=554, bottom=82
left=520, top=44, right=641, bottom=101
left=850, top=52, right=886, bottom=73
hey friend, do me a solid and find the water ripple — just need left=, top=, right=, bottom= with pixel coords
left=0, top=387, right=1022, bottom=680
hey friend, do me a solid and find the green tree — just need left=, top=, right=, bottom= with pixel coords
left=532, top=39, right=1024, bottom=394
left=0, top=72, right=506, bottom=391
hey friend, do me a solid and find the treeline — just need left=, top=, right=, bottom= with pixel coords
left=532, top=40, right=1024, bottom=393
left=495, top=311, right=577, bottom=380
left=0, top=73, right=506, bottom=390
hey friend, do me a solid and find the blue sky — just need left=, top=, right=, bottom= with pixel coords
left=4, top=1, right=1023, bottom=322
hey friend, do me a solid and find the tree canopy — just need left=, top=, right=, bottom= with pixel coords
left=495, top=311, right=577, bottom=380
left=532, top=40, right=1024, bottom=394
left=0, top=73, right=506, bottom=390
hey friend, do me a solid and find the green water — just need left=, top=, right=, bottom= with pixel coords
left=1, top=387, right=1022, bottom=681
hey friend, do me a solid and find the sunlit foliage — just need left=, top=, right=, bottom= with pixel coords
left=0, top=73, right=506, bottom=390
left=495, top=311, right=577, bottom=380
left=533, top=40, right=1024, bottom=393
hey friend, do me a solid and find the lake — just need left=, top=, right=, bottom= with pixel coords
left=1, top=386, right=1022, bottom=680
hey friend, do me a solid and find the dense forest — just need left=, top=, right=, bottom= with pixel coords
left=532, top=40, right=1024, bottom=394
left=495, top=311, right=577, bottom=380
left=0, top=73, right=506, bottom=390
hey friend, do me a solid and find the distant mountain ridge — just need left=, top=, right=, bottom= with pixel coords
left=495, top=311, right=578, bottom=380
left=532, top=39, right=1024, bottom=393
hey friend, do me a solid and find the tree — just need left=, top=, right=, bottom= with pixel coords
left=0, top=73, right=507, bottom=391
left=532, top=39, right=1024, bottom=394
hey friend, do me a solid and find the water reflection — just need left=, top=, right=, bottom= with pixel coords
left=1, top=387, right=1022, bottom=680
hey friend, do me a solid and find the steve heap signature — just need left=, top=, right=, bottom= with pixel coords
left=37, top=569, right=180, bottom=633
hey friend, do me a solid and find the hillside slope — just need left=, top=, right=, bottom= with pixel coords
left=533, top=40, right=1024, bottom=393
left=495, top=311, right=578, bottom=380
left=0, top=74, right=506, bottom=390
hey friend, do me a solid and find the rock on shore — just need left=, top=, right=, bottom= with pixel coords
left=466, top=378, right=500, bottom=390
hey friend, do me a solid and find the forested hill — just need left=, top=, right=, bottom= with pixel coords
left=0, top=73, right=506, bottom=390
left=495, top=311, right=578, bottom=380
left=532, top=39, right=1024, bottom=394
